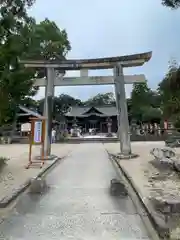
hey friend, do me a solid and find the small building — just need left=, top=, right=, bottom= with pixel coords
left=65, top=106, right=118, bottom=133
left=16, top=105, right=43, bottom=136
left=17, top=105, right=60, bottom=136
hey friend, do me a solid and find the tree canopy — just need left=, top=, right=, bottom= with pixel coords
left=1, top=0, right=180, bottom=127
left=130, top=82, right=162, bottom=123
left=84, top=92, right=115, bottom=106
left=37, top=94, right=82, bottom=121
left=158, top=60, right=180, bottom=127
left=162, top=0, right=180, bottom=8
left=0, top=0, right=71, bottom=125
left=32, top=89, right=162, bottom=125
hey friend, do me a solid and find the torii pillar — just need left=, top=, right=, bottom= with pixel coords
left=114, top=64, right=132, bottom=157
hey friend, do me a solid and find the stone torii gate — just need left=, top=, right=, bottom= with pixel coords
left=20, top=51, right=152, bottom=159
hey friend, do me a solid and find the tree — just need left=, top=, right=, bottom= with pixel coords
left=84, top=92, right=116, bottom=106
left=22, top=18, right=71, bottom=77
left=130, top=82, right=162, bottom=123
left=162, top=0, right=180, bottom=8
left=158, top=60, right=180, bottom=124
left=37, top=94, right=82, bottom=120
left=130, top=82, right=151, bottom=122
left=148, top=91, right=161, bottom=109
left=0, top=1, right=71, bottom=125
left=142, top=107, right=162, bottom=123
left=21, top=97, right=38, bottom=109
left=0, top=0, right=35, bottom=125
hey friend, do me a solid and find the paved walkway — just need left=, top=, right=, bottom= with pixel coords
left=0, top=143, right=150, bottom=239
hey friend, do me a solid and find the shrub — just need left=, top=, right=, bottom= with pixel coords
left=0, top=157, right=9, bottom=169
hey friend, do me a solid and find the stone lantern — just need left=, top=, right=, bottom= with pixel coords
left=71, top=118, right=78, bottom=137
left=106, top=117, right=113, bottom=137
left=130, top=120, right=137, bottom=135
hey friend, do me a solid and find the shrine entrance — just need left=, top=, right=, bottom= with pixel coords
left=88, top=120, right=98, bottom=130
left=20, top=51, right=152, bottom=158
left=100, top=122, right=108, bottom=133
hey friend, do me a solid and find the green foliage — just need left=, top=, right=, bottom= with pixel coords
left=29, top=19, right=71, bottom=60
left=131, top=82, right=151, bottom=106
left=174, top=117, right=180, bottom=129
left=28, top=89, right=162, bottom=124
left=0, top=0, right=71, bottom=126
left=142, top=107, right=162, bottom=123
left=162, top=0, right=180, bottom=8
left=22, top=18, right=71, bottom=77
left=84, top=92, right=116, bottom=106
left=158, top=61, right=180, bottom=119
left=35, top=92, right=116, bottom=121
left=37, top=94, right=82, bottom=120
left=0, top=156, right=9, bottom=169
left=130, top=82, right=162, bottom=123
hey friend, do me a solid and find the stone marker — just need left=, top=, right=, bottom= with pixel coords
left=29, top=177, right=48, bottom=194
left=110, top=178, right=128, bottom=196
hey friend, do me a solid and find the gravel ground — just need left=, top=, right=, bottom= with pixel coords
left=104, top=142, right=180, bottom=238
left=0, top=144, right=73, bottom=200
left=104, top=142, right=180, bottom=203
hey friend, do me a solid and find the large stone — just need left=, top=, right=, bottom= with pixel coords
left=150, top=157, right=174, bottom=171
left=150, top=196, right=170, bottom=214
left=174, top=160, right=180, bottom=172
left=29, top=177, right=48, bottom=194
left=152, top=211, right=170, bottom=238
left=159, top=158, right=174, bottom=169
left=162, top=148, right=175, bottom=158
left=149, top=172, right=168, bottom=181
left=110, top=178, right=128, bottom=196
left=171, top=226, right=180, bottom=239
left=150, top=147, right=175, bottom=160
left=150, top=196, right=180, bottom=214
left=106, top=133, right=113, bottom=137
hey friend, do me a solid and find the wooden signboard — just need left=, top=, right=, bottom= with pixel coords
left=26, top=117, right=46, bottom=169
left=33, top=121, right=43, bottom=144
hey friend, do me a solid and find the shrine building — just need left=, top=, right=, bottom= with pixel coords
left=65, top=106, right=118, bottom=133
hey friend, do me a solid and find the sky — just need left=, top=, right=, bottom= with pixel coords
left=28, top=0, right=180, bottom=101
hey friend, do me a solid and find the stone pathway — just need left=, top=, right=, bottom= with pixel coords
left=0, top=143, right=150, bottom=239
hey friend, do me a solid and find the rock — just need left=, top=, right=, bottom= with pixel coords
left=150, top=196, right=180, bottom=215
left=110, top=178, right=128, bottom=196
left=29, top=177, right=48, bottom=194
left=163, top=148, right=175, bottom=157
left=150, top=196, right=170, bottom=214
left=152, top=211, right=170, bottom=238
left=106, top=133, right=113, bottom=137
left=149, top=172, right=167, bottom=181
left=150, top=148, right=164, bottom=160
left=174, top=160, right=180, bottom=172
left=150, top=147, right=175, bottom=160
left=171, top=227, right=180, bottom=239
left=150, top=157, right=174, bottom=171
left=159, top=158, right=174, bottom=168
left=166, top=198, right=180, bottom=214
